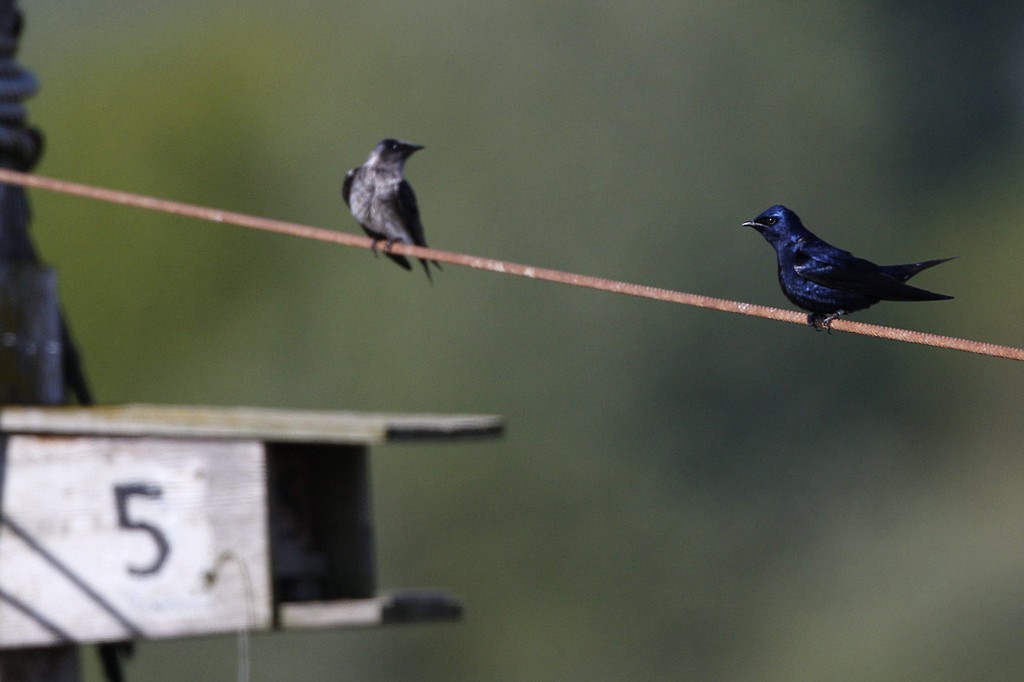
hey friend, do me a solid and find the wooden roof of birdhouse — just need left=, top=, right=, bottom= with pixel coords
left=0, top=404, right=504, bottom=444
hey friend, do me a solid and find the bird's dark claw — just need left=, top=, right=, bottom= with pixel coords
left=369, top=237, right=401, bottom=258
left=808, top=312, right=845, bottom=334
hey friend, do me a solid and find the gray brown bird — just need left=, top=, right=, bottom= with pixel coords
left=342, top=139, right=439, bottom=280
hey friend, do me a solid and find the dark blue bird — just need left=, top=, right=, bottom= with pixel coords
left=743, top=205, right=953, bottom=329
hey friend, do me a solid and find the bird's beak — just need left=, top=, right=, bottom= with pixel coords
left=742, top=220, right=762, bottom=229
left=409, top=144, right=425, bottom=152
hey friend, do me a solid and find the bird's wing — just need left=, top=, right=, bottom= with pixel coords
left=396, top=179, right=427, bottom=247
left=341, top=169, right=355, bottom=206
left=794, top=243, right=948, bottom=301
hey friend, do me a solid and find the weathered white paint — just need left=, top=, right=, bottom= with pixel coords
left=0, top=436, right=271, bottom=646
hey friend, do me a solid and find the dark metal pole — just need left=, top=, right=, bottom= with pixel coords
left=0, top=1, right=89, bottom=407
left=0, top=3, right=99, bottom=681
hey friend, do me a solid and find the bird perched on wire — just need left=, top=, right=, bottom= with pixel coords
left=743, top=205, right=953, bottom=330
left=342, top=138, right=440, bottom=280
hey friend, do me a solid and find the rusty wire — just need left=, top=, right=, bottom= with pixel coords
left=0, top=167, right=1020, bottom=363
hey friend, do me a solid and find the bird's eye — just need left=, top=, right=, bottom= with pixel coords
left=761, top=216, right=777, bottom=226
left=388, top=142, right=400, bottom=151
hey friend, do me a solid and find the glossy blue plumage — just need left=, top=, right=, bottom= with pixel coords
left=744, top=205, right=953, bottom=325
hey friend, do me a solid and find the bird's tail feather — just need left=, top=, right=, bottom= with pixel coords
left=419, top=259, right=441, bottom=283
left=385, top=253, right=414, bottom=271
left=881, top=256, right=956, bottom=282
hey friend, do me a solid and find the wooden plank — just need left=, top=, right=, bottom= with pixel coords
left=0, top=405, right=504, bottom=445
left=279, top=591, right=462, bottom=629
left=280, top=599, right=384, bottom=628
left=0, top=436, right=271, bottom=647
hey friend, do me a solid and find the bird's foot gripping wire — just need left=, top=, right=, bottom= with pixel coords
left=808, top=311, right=846, bottom=334
left=369, top=238, right=382, bottom=258
left=369, top=237, right=402, bottom=257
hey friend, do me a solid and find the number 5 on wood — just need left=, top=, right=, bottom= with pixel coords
left=113, top=483, right=170, bottom=577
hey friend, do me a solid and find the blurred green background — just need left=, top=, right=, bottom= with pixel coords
left=19, top=1, right=1024, bottom=680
